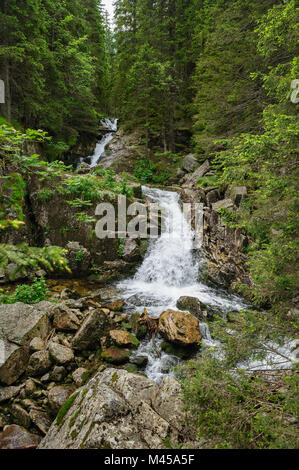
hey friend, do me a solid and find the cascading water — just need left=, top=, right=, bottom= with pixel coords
left=86, top=117, right=118, bottom=167
left=117, top=186, right=248, bottom=381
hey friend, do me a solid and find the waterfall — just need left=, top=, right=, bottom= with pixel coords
left=117, top=186, right=247, bottom=381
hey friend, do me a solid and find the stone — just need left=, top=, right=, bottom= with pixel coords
left=24, top=378, right=36, bottom=396
left=109, top=330, right=139, bottom=348
left=11, top=404, right=31, bottom=429
left=0, top=424, right=40, bottom=449
left=66, top=241, right=91, bottom=275
left=129, top=312, right=147, bottom=339
left=122, top=239, right=141, bottom=262
left=29, top=337, right=45, bottom=352
left=230, top=186, right=247, bottom=206
left=29, top=410, right=51, bottom=435
left=72, top=308, right=111, bottom=351
left=52, top=304, right=81, bottom=331
left=101, top=347, right=131, bottom=364
left=27, top=350, right=52, bottom=377
left=206, top=189, right=220, bottom=205
left=176, top=296, right=204, bottom=318
left=182, top=154, right=198, bottom=172
left=102, top=299, right=125, bottom=311
left=48, top=341, right=74, bottom=365
left=72, top=368, right=89, bottom=387
left=48, top=386, right=74, bottom=414
left=38, top=368, right=195, bottom=449
left=129, top=355, right=148, bottom=368
left=182, top=159, right=210, bottom=187
left=158, top=310, right=201, bottom=346
left=0, top=302, right=52, bottom=385
left=0, top=385, right=23, bottom=403
left=212, top=198, right=234, bottom=211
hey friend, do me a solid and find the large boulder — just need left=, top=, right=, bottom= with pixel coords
left=176, top=296, right=204, bottom=318
left=39, top=368, right=198, bottom=449
left=72, top=308, right=111, bottom=351
left=0, top=302, right=52, bottom=385
left=212, top=198, right=234, bottom=211
left=182, top=154, right=198, bottom=173
left=158, top=309, right=201, bottom=346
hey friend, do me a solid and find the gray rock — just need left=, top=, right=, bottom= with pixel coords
left=182, top=160, right=210, bottom=187
left=182, top=154, right=198, bottom=172
left=212, top=198, right=234, bottom=211
left=72, top=309, right=111, bottom=351
left=0, top=302, right=52, bottom=385
left=122, top=238, right=141, bottom=262
left=29, top=409, right=51, bottom=435
left=72, top=367, right=88, bottom=387
left=52, top=304, right=81, bottom=331
left=206, top=189, right=220, bottom=205
left=66, top=242, right=91, bottom=275
left=50, top=366, right=66, bottom=382
left=11, top=404, right=31, bottom=429
left=230, top=186, right=247, bottom=206
left=0, top=385, right=23, bottom=403
left=27, top=350, right=52, bottom=377
left=48, top=342, right=74, bottom=365
left=0, top=424, right=41, bottom=449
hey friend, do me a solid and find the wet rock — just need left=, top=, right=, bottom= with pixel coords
left=0, top=302, right=52, bottom=385
left=29, top=409, right=51, bottom=435
left=129, top=312, right=147, bottom=339
left=109, top=330, right=139, bottom=348
left=38, top=368, right=195, bottom=449
left=158, top=309, right=201, bottom=346
left=48, top=341, right=74, bottom=365
left=101, top=347, right=131, bottom=364
left=129, top=355, right=148, bottom=368
left=160, top=341, right=195, bottom=359
left=176, top=296, right=204, bottom=318
left=27, top=350, right=52, bottom=377
left=48, top=386, right=74, bottom=415
left=182, top=154, right=198, bottom=173
left=11, top=404, right=31, bottom=428
left=52, top=304, right=81, bottom=331
left=72, top=368, right=89, bottom=387
left=102, top=299, right=125, bottom=311
left=72, top=308, right=111, bottom=351
left=29, top=337, right=45, bottom=352
left=0, top=385, right=23, bottom=403
left=0, top=424, right=40, bottom=449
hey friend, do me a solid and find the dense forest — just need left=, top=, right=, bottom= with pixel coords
left=0, top=0, right=298, bottom=451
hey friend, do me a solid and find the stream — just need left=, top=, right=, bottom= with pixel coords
left=84, top=117, right=118, bottom=167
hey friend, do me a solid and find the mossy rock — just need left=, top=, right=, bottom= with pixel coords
left=101, top=347, right=131, bottom=364
left=123, top=364, right=138, bottom=373
left=129, top=313, right=147, bottom=339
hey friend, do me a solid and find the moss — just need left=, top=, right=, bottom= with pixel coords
left=160, top=341, right=195, bottom=359
left=69, top=408, right=81, bottom=428
left=56, top=391, right=79, bottom=426
left=70, top=429, right=78, bottom=440
left=111, top=372, right=118, bottom=383
left=128, top=333, right=140, bottom=348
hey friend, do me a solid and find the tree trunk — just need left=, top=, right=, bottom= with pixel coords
left=1, top=57, right=11, bottom=121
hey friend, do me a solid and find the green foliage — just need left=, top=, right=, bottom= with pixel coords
left=118, top=238, right=124, bottom=258
left=56, top=392, right=79, bottom=426
left=0, top=277, right=49, bottom=304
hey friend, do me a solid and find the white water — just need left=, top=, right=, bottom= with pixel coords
left=117, top=186, right=248, bottom=381
left=88, top=117, right=118, bottom=167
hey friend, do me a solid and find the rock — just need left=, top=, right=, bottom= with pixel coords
left=0, top=424, right=40, bottom=449
left=109, top=330, right=139, bottom=348
left=158, top=310, right=201, bottom=346
left=129, top=355, right=148, bottom=368
left=0, top=302, right=52, bottom=385
left=50, top=366, right=66, bottom=382
left=11, top=404, right=31, bottom=429
left=230, top=186, right=247, bottom=206
left=29, top=337, right=45, bottom=352
left=122, top=239, right=141, bottom=262
left=206, top=189, right=220, bottom=205
left=52, top=304, right=81, bottom=331
left=129, top=312, right=147, bottom=338
left=182, top=159, right=210, bottom=187
left=102, top=299, right=125, bottom=311
left=39, top=368, right=196, bottom=449
left=48, top=386, right=74, bottom=414
left=0, top=413, right=9, bottom=429
left=160, top=341, right=194, bottom=359
left=72, top=308, right=111, bottom=351
left=77, top=162, right=91, bottom=174
left=48, top=342, right=74, bottom=365
left=101, top=347, right=131, bottom=364
left=24, top=379, right=36, bottom=396
left=66, top=242, right=91, bottom=275
left=212, top=198, right=234, bottom=211
left=27, top=350, right=52, bottom=377
left=0, top=384, right=23, bottom=403
left=29, top=409, right=51, bottom=435
left=72, top=368, right=89, bottom=387
left=176, top=296, right=204, bottom=318
left=182, top=154, right=198, bottom=172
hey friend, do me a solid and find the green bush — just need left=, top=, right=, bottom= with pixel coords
left=0, top=277, right=49, bottom=304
